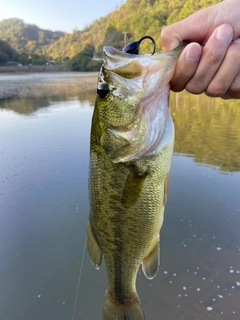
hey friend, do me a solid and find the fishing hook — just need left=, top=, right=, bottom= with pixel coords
left=122, top=35, right=156, bottom=55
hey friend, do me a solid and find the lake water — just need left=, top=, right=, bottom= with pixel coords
left=0, top=90, right=239, bottom=320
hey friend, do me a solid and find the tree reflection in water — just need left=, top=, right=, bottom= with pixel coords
left=0, top=90, right=239, bottom=173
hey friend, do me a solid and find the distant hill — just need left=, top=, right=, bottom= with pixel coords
left=46, top=0, right=220, bottom=60
left=0, top=0, right=220, bottom=65
left=0, top=18, right=65, bottom=56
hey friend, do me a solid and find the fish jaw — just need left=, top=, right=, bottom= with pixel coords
left=88, top=43, right=187, bottom=320
left=99, top=43, right=186, bottom=162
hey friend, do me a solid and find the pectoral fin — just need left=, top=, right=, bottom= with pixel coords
left=121, top=166, right=148, bottom=208
left=164, top=175, right=169, bottom=205
left=142, top=240, right=160, bottom=279
left=86, top=219, right=103, bottom=269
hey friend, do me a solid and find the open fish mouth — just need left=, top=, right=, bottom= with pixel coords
left=88, top=38, right=187, bottom=320
left=103, top=46, right=142, bottom=79
left=99, top=43, right=186, bottom=162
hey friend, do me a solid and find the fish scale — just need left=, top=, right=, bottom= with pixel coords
left=87, top=41, right=187, bottom=319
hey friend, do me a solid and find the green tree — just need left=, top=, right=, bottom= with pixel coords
left=18, top=52, right=29, bottom=65
left=0, top=52, right=8, bottom=65
left=32, top=54, right=46, bottom=65
left=0, top=1, right=221, bottom=64
left=0, top=39, right=18, bottom=64
left=67, top=44, right=102, bottom=71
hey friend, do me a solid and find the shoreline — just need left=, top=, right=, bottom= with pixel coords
left=0, top=72, right=98, bottom=100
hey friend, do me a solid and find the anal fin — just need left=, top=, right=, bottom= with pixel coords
left=142, top=240, right=160, bottom=279
left=86, top=219, right=103, bottom=270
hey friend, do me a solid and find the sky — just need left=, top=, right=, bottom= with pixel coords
left=0, top=0, right=125, bottom=32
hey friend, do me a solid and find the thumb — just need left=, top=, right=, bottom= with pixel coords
left=161, top=24, right=183, bottom=51
left=161, top=5, right=218, bottom=51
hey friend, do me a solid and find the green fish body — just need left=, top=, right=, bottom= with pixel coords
left=87, top=43, right=186, bottom=319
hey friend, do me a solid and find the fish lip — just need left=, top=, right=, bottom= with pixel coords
left=103, top=46, right=138, bottom=60
left=102, top=46, right=143, bottom=81
left=103, top=46, right=140, bottom=75
left=104, top=41, right=188, bottom=58
left=99, top=42, right=187, bottom=162
left=103, top=42, right=188, bottom=78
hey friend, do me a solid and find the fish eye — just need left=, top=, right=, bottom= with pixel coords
left=97, top=82, right=109, bottom=99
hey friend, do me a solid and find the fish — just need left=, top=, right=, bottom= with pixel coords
left=87, top=41, right=186, bottom=320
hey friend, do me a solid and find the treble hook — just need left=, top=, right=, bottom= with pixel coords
left=122, top=35, right=156, bottom=55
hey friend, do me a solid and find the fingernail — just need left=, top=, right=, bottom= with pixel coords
left=186, top=47, right=201, bottom=61
left=217, top=24, right=233, bottom=41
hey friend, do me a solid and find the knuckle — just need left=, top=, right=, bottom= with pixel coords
left=224, top=91, right=240, bottom=99
left=228, top=42, right=240, bottom=60
left=160, top=28, right=181, bottom=51
left=170, top=82, right=185, bottom=92
left=160, top=28, right=167, bottom=42
left=229, top=82, right=240, bottom=96
left=185, top=80, right=205, bottom=94
left=227, top=73, right=240, bottom=95
left=205, top=47, right=223, bottom=65
left=160, top=28, right=171, bottom=49
left=206, top=82, right=228, bottom=97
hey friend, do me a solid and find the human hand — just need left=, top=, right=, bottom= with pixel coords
left=161, top=0, right=240, bottom=99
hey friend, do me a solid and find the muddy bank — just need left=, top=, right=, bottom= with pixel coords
left=0, top=72, right=98, bottom=99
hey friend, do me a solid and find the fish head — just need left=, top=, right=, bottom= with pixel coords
left=95, top=42, right=187, bottom=162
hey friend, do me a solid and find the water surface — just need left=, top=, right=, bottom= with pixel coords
left=0, top=91, right=239, bottom=320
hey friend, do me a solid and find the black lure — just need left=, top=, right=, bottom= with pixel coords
left=97, top=35, right=156, bottom=99
left=122, top=35, right=156, bottom=55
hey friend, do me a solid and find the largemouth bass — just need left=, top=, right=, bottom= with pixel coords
left=87, top=41, right=186, bottom=320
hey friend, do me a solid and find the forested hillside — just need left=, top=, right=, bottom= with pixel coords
left=0, top=0, right=220, bottom=66
left=0, top=18, right=65, bottom=56
left=46, top=0, right=220, bottom=61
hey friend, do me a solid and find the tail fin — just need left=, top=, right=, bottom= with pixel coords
left=103, top=290, right=145, bottom=320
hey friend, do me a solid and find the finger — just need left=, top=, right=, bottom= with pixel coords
left=161, top=5, right=219, bottom=51
left=170, top=42, right=202, bottom=92
left=223, top=72, right=240, bottom=99
left=185, top=24, right=233, bottom=95
left=206, top=39, right=240, bottom=97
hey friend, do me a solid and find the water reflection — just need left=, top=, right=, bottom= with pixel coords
left=1, top=91, right=239, bottom=173
left=0, top=93, right=239, bottom=320
left=0, top=91, right=96, bottom=115
left=0, top=98, right=92, bottom=320
left=171, top=92, right=240, bottom=172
